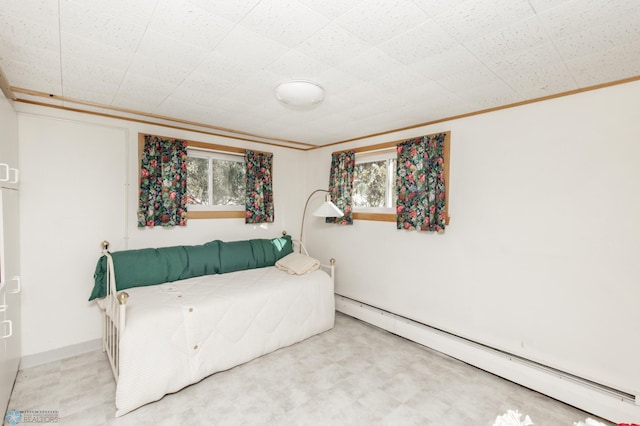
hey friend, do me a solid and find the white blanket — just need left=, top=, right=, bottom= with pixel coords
left=275, top=253, right=321, bottom=275
left=115, top=266, right=335, bottom=416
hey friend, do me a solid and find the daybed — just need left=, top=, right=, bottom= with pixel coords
left=89, top=233, right=335, bottom=417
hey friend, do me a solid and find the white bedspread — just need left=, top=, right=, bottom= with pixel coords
left=115, top=266, right=335, bottom=416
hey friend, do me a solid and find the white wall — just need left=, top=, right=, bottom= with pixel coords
left=305, top=80, right=640, bottom=397
left=19, top=115, right=127, bottom=357
left=17, top=105, right=306, bottom=357
left=0, top=93, right=18, bottom=166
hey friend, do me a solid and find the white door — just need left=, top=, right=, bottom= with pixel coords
left=0, top=187, right=21, bottom=415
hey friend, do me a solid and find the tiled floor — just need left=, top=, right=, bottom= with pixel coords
left=6, top=313, right=612, bottom=425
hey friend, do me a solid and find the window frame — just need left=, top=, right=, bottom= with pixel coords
left=340, top=131, right=451, bottom=223
left=353, top=148, right=396, bottom=215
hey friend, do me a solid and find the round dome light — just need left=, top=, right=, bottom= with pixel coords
left=275, top=80, right=324, bottom=108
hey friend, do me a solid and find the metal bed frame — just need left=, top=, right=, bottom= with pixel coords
left=99, top=235, right=335, bottom=382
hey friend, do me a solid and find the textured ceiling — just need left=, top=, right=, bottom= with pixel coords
left=1, top=0, right=640, bottom=148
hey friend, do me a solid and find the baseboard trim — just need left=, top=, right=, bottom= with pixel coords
left=20, top=339, right=102, bottom=369
left=335, top=294, right=640, bottom=424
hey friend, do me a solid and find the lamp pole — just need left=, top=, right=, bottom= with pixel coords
left=299, top=189, right=330, bottom=252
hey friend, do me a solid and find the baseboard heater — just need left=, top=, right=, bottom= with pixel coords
left=335, top=294, right=639, bottom=424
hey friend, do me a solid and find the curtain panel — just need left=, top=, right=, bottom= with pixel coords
left=245, top=150, right=274, bottom=224
left=137, top=135, right=188, bottom=228
left=396, top=133, right=447, bottom=233
left=326, top=150, right=355, bottom=225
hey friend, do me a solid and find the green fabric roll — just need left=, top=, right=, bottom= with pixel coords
left=89, top=235, right=293, bottom=301
left=183, top=241, right=222, bottom=277
left=219, top=240, right=255, bottom=273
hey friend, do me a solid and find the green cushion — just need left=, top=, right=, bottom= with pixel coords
left=184, top=241, right=222, bottom=277
left=89, top=244, right=218, bottom=301
left=219, top=240, right=255, bottom=273
left=89, top=235, right=292, bottom=301
left=218, top=236, right=293, bottom=273
left=265, top=235, right=293, bottom=263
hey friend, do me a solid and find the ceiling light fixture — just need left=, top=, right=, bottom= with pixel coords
left=275, top=80, right=324, bottom=109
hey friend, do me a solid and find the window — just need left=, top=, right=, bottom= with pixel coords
left=138, top=134, right=272, bottom=220
left=186, top=148, right=245, bottom=211
left=347, top=131, right=450, bottom=223
left=353, top=149, right=396, bottom=213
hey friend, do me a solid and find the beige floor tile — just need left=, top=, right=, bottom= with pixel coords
left=6, top=313, right=613, bottom=425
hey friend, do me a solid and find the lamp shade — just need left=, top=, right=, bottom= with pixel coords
left=312, top=194, right=343, bottom=217
left=300, top=189, right=343, bottom=251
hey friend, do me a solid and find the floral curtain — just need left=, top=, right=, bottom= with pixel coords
left=396, top=133, right=447, bottom=233
left=326, top=150, right=355, bottom=225
left=137, top=135, right=188, bottom=227
left=245, top=150, right=274, bottom=224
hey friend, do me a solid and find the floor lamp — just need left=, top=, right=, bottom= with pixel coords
left=299, top=189, right=343, bottom=252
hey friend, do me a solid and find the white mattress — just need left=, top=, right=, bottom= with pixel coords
left=114, top=266, right=335, bottom=416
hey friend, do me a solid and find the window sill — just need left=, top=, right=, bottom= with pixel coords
left=187, top=211, right=244, bottom=219
left=353, top=212, right=395, bottom=222
left=353, top=212, right=451, bottom=225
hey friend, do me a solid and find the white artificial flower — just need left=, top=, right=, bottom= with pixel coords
left=573, top=418, right=607, bottom=426
left=493, top=409, right=534, bottom=426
